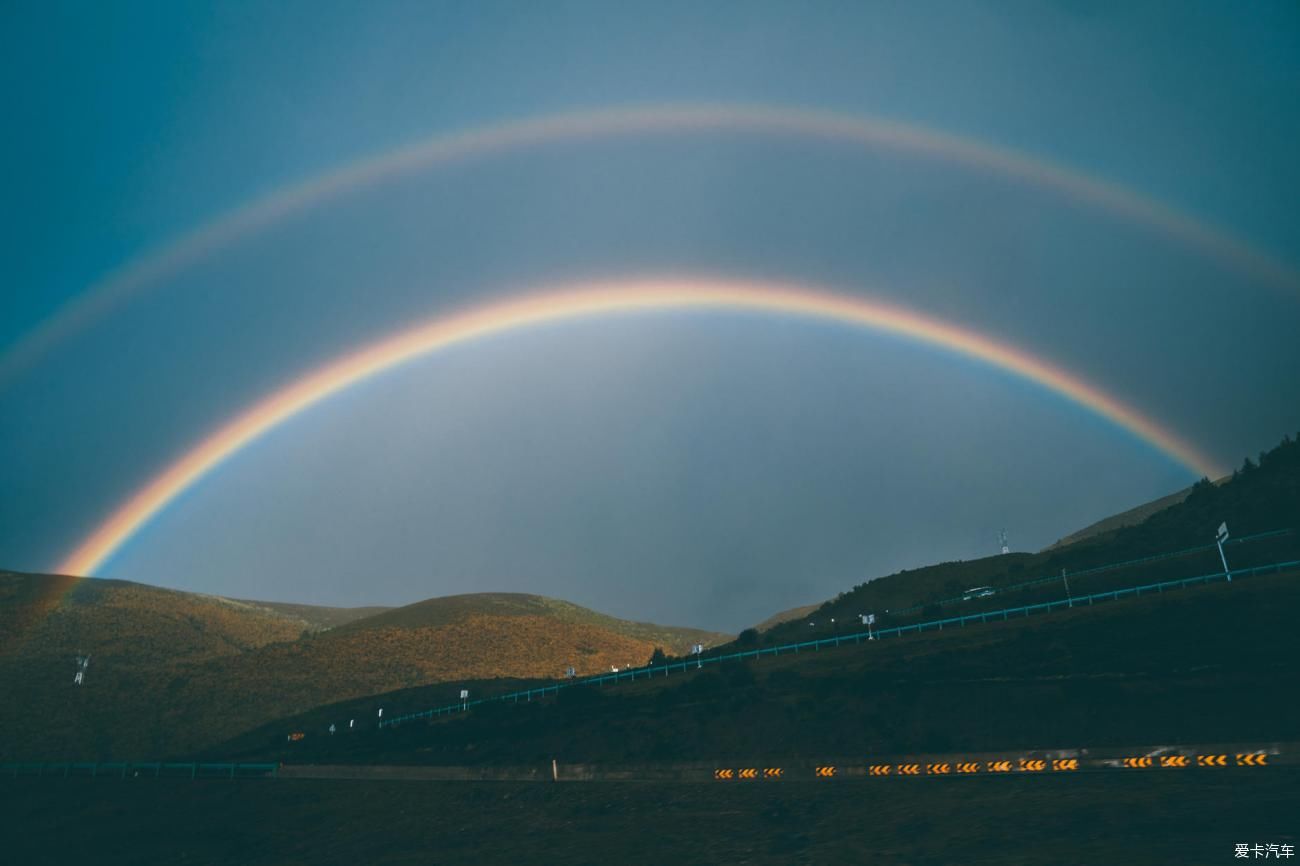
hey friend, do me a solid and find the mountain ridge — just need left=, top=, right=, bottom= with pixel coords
left=0, top=574, right=728, bottom=760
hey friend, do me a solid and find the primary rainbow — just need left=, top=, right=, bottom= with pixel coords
left=4, top=103, right=1297, bottom=387
left=57, top=277, right=1220, bottom=578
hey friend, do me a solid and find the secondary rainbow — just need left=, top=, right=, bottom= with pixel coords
left=4, top=103, right=1297, bottom=387
left=57, top=277, right=1221, bottom=578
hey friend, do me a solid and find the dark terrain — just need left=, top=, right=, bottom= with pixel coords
left=5, top=437, right=1299, bottom=864
left=2, top=772, right=1293, bottom=866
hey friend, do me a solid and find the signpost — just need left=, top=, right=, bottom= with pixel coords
left=460, top=689, right=469, bottom=712
left=1216, top=522, right=1231, bottom=581
left=860, top=613, right=875, bottom=640
left=73, top=654, right=90, bottom=686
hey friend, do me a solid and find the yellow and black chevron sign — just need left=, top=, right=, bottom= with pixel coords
left=1159, top=755, right=1189, bottom=768
left=763, top=768, right=783, bottom=778
left=1197, top=754, right=1228, bottom=767
left=1236, top=752, right=1268, bottom=767
left=867, top=764, right=891, bottom=776
left=955, top=762, right=979, bottom=774
left=1051, top=759, right=1078, bottom=771
left=897, top=763, right=921, bottom=776
left=1019, top=759, right=1047, bottom=772
left=987, top=760, right=1012, bottom=773
left=814, top=766, right=836, bottom=778
left=738, top=768, right=758, bottom=779
left=926, top=763, right=951, bottom=775
left=713, top=769, right=734, bottom=780
left=1122, top=757, right=1154, bottom=769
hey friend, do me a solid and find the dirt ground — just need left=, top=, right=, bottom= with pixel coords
left=3, top=770, right=1295, bottom=865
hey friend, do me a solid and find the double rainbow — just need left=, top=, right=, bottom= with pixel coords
left=4, top=103, right=1297, bottom=387
left=58, top=278, right=1221, bottom=578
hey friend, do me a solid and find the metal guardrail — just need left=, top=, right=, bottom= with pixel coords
left=380, top=558, right=1300, bottom=729
left=889, top=527, right=1293, bottom=615
left=0, top=761, right=279, bottom=779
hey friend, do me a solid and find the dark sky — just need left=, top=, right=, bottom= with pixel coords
left=2, top=2, right=1298, bottom=631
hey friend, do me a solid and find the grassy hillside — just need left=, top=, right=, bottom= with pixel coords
left=0, top=575, right=727, bottom=761
left=1042, top=483, right=1199, bottom=550
left=156, top=610, right=717, bottom=756
left=224, top=565, right=1300, bottom=767
left=0, top=573, right=312, bottom=665
left=747, top=437, right=1297, bottom=637
left=210, top=437, right=1300, bottom=767
left=335, top=592, right=725, bottom=651
left=751, top=434, right=1300, bottom=649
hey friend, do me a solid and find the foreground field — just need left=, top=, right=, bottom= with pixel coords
left=2, top=772, right=1294, bottom=865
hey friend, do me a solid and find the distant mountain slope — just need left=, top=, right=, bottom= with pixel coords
left=752, top=602, right=819, bottom=633
left=1043, top=485, right=1197, bottom=550
left=336, top=592, right=725, bottom=653
left=0, top=575, right=727, bottom=761
left=231, top=599, right=393, bottom=631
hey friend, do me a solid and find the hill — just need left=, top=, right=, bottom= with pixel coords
left=230, top=599, right=393, bottom=631
left=751, top=434, right=1300, bottom=650
left=221, top=565, right=1300, bottom=766
left=751, top=602, right=819, bottom=633
left=0, top=573, right=313, bottom=664
left=1042, top=483, right=1198, bottom=550
left=0, top=577, right=727, bottom=761
left=336, top=592, right=723, bottom=650
left=215, top=435, right=1300, bottom=767
left=752, top=439, right=1296, bottom=634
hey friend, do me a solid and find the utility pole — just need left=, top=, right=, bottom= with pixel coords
left=1063, top=569, right=1072, bottom=607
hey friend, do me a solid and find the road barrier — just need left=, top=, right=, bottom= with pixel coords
left=1, top=762, right=278, bottom=779
left=379, top=557, right=1300, bottom=729
left=7, top=747, right=1284, bottom=784
left=889, top=527, right=1293, bottom=616
left=711, top=743, right=1290, bottom=782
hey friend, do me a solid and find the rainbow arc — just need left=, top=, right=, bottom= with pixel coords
left=57, top=277, right=1220, bottom=579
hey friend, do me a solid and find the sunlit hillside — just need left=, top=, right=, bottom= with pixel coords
left=0, top=579, right=727, bottom=760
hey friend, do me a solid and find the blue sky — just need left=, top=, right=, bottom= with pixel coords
left=2, top=1, right=1298, bottom=629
